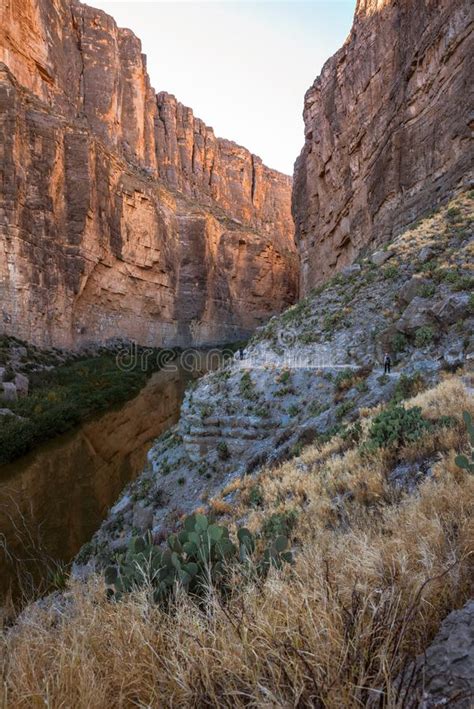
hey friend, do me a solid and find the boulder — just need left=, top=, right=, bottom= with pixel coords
left=341, top=264, right=362, bottom=278
left=396, top=296, right=437, bottom=334
left=371, top=250, right=395, bottom=267
left=14, top=373, right=29, bottom=397
left=432, top=292, right=471, bottom=326
left=398, top=276, right=432, bottom=305
left=0, top=408, right=15, bottom=417
left=397, top=600, right=474, bottom=708
left=132, top=504, right=153, bottom=532
left=388, top=460, right=433, bottom=493
left=111, top=495, right=133, bottom=516
left=2, top=382, right=17, bottom=403
left=418, top=245, right=437, bottom=263
left=442, top=338, right=465, bottom=369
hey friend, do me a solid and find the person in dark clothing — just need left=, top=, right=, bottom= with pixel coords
left=239, top=347, right=245, bottom=360
left=384, top=352, right=391, bottom=374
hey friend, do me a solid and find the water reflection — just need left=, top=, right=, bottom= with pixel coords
left=0, top=363, right=204, bottom=601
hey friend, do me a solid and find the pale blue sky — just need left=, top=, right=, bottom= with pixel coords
left=87, top=1, right=355, bottom=174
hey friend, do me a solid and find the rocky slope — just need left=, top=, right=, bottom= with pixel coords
left=0, top=0, right=297, bottom=349
left=293, top=0, right=473, bottom=292
left=8, top=190, right=470, bottom=708
left=77, top=189, right=473, bottom=569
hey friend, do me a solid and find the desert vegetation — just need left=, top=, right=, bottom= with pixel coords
left=1, top=376, right=472, bottom=707
left=0, top=346, right=169, bottom=465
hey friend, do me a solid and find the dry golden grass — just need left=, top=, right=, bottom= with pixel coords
left=392, top=190, right=472, bottom=259
left=1, top=377, right=473, bottom=707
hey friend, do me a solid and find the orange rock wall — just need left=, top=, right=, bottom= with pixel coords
left=0, top=0, right=297, bottom=348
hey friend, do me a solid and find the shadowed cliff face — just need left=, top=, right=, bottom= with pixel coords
left=293, top=0, right=473, bottom=293
left=0, top=0, right=297, bottom=348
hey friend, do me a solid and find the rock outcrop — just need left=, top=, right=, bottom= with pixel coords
left=398, top=600, right=474, bottom=708
left=0, top=0, right=297, bottom=348
left=293, top=0, right=473, bottom=293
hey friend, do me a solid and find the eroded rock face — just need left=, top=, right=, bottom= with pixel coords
left=0, top=0, right=297, bottom=348
left=293, top=0, right=473, bottom=293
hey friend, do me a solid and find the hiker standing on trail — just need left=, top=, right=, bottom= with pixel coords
left=239, top=346, right=245, bottom=360
left=384, top=352, right=391, bottom=374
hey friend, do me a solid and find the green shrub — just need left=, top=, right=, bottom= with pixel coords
left=383, top=264, right=398, bottom=279
left=299, top=332, right=319, bottom=345
left=240, top=371, right=257, bottom=400
left=391, top=373, right=424, bottom=403
left=419, top=282, right=436, bottom=298
left=334, top=368, right=355, bottom=391
left=308, top=401, right=328, bottom=416
left=200, top=403, right=214, bottom=418
left=335, top=400, right=353, bottom=420
left=322, top=311, right=344, bottom=333
left=452, top=275, right=474, bottom=292
left=160, top=460, right=171, bottom=476
left=341, top=420, right=363, bottom=444
left=248, top=485, right=264, bottom=508
left=392, top=333, right=408, bottom=353
left=414, top=326, right=435, bottom=348
left=446, top=206, right=462, bottom=223
left=420, top=259, right=438, bottom=273
left=280, top=300, right=311, bottom=326
left=439, top=270, right=474, bottom=291
left=217, top=441, right=230, bottom=461
left=261, top=510, right=298, bottom=540
left=275, top=385, right=295, bottom=397
left=436, top=415, right=457, bottom=430
left=3, top=366, right=15, bottom=382
left=355, top=380, right=369, bottom=393
left=105, top=514, right=293, bottom=606
left=276, top=370, right=291, bottom=385
left=367, top=405, right=430, bottom=449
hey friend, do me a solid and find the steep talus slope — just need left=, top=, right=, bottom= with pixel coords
left=293, top=0, right=473, bottom=292
left=0, top=0, right=297, bottom=349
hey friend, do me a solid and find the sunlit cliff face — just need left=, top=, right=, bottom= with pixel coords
left=355, top=0, right=391, bottom=17
left=0, top=0, right=298, bottom=349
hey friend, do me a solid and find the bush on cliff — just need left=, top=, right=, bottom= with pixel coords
left=367, top=405, right=430, bottom=450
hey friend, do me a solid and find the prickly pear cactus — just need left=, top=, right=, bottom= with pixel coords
left=104, top=513, right=293, bottom=606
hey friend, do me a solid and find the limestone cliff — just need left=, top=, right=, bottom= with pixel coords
left=0, top=0, right=297, bottom=348
left=293, top=0, right=473, bottom=293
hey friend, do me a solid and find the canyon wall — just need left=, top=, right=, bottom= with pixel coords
left=0, top=0, right=297, bottom=349
left=293, top=0, right=473, bottom=292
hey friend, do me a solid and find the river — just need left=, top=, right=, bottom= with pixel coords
left=0, top=359, right=212, bottom=604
